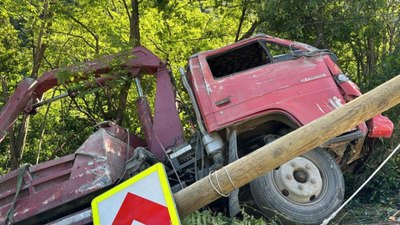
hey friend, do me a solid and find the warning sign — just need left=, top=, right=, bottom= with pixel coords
left=91, top=163, right=181, bottom=225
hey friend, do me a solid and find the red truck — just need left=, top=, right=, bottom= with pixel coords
left=0, top=34, right=393, bottom=224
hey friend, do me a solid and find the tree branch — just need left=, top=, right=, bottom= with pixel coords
left=53, top=30, right=96, bottom=50
left=65, top=12, right=100, bottom=54
left=238, top=19, right=262, bottom=41
left=235, top=0, right=248, bottom=42
left=70, top=97, right=98, bottom=124
left=36, top=89, right=57, bottom=164
left=122, top=0, right=131, bottom=26
left=146, top=35, right=169, bottom=59
left=32, top=0, right=51, bottom=78
left=129, top=0, right=140, bottom=46
left=43, top=55, right=54, bottom=69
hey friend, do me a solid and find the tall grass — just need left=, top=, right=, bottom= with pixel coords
left=182, top=210, right=281, bottom=225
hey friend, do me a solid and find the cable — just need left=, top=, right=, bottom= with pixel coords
left=155, top=133, right=185, bottom=189
left=180, top=67, right=207, bottom=136
left=223, top=167, right=237, bottom=190
left=321, top=143, right=400, bottom=225
left=208, top=170, right=229, bottom=197
left=208, top=167, right=238, bottom=197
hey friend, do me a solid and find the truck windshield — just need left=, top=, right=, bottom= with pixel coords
left=264, top=41, right=302, bottom=62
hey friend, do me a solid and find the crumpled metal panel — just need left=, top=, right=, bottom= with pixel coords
left=0, top=125, right=143, bottom=225
left=367, top=114, right=394, bottom=138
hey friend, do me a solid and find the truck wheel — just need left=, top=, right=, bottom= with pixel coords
left=250, top=146, right=344, bottom=224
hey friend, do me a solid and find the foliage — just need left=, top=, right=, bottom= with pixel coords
left=257, top=0, right=399, bottom=87
left=1, top=0, right=397, bottom=167
left=345, top=128, right=400, bottom=206
left=182, top=210, right=278, bottom=225
left=0, top=0, right=399, bottom=222
left=0, top=0, right=262, bottom=169
left=331, top=201, right=399, bottom=225
left=344, top=44, right=400, bottom=206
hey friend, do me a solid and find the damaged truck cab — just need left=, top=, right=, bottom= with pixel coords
left=188, top=34, right=392, bottom=157
left=186, top=34, right=393, bottom=224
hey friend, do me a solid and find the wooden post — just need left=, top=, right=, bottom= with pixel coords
left=174, top=75, right=400, bottom=217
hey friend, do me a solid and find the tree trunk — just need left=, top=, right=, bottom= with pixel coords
left=10, top=115, right=30, bottom=170
left=116, top=0, right=141, bottom=125
left=366, top=36, right=376, bottom=76
left=9, top=0, right=51, bottom=169
left=129, top=0, right=140, bottom=47
left=32, top=0, right=50, bottom=78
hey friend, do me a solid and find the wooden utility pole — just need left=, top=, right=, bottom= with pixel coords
left=174, top=75, right=400, bottom=217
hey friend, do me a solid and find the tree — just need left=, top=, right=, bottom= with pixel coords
left=0, top=0, right=53, bottom=169
left=1, top=0, right=397, bottom=173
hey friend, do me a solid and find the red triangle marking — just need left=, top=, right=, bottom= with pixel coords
left=112, top=192, right=171, bottom=225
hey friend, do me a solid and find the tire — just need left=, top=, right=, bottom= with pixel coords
left=250, top=147, right=344, bottom=224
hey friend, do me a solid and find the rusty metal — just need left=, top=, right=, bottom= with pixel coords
left=0, top=124, right=143, bottom=225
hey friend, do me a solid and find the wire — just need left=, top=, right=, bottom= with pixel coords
left=208, top=167, right=238, bottom=197
left=155, top=133, right=185, bottom=189
left=208, top=170, right=229, bottom=197
left=321, top=143, right=400, bottom=225
left=223, top=167, right=237, bottom=190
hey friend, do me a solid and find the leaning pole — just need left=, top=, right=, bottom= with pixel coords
left=173, top=75, right=400, bottom=217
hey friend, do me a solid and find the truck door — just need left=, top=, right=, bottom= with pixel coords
left=197, top=40, right=274, bottom=127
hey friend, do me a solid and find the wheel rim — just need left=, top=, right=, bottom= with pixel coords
left=272, top=156, right=324, bottom=204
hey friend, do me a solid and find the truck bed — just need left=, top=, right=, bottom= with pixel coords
left=0, top=124, right=144, bottom=225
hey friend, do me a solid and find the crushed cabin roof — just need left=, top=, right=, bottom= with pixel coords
left=189, top=34, right=317, bottom=59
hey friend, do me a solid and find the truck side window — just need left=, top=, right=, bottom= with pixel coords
left=207, top=41, right=271, bottom=78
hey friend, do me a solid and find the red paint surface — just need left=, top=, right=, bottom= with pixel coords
left=112, top=193, right=171, bottom=225
left=367, top=114, right=394, bottom=138
left=188, top=34, right=393, bottom=139
left=150, top=69, right=185, bottom=160
left=337, top=80, right=362, bottom=101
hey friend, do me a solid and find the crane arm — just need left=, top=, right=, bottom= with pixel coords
left=0, top=46, right=165, bottom=143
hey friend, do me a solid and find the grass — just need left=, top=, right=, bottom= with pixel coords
left=330, top=202, right=399, bottom=225
left=182, top=202, right=399, bottom=225
left=182, top=210, right=280, bottom=225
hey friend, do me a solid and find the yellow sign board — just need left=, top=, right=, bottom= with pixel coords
left=91, top=163, right=181, bottom=225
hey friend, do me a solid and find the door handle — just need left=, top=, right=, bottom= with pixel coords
left=215, top=96, right=231, bottom=106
